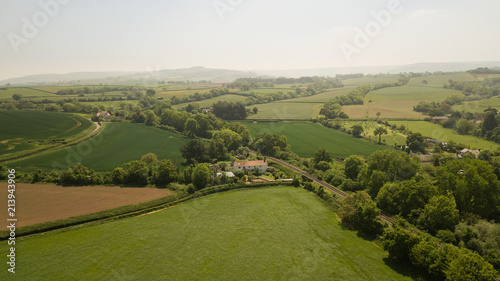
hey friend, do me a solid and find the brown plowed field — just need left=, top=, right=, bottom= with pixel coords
left=0, top=183, right=172, bottom=227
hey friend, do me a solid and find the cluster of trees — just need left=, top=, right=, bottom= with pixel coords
left=468, top=67, right=500, bottom=75
left=212, top=101, right=247, bottom=120
left=170, top=88, right=230, bottom=105
left=295, top=147, right=500, bottom=278
left=445, top=79, right=500, bottom=100
left=383, top=226, right=497, bottom=280
left=228, top=76, right=342, bottom=90
left=55, top=86, right=145, bottom=96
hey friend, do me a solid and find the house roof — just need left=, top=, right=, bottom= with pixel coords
left=232, top=160, right=267, bottom=168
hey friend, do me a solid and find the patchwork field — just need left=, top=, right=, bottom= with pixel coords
left=1, top=187, right=412, bottom=280
left=365, top=85, right=462, bottom=104
left=174, top=94, right=247, bottom=109
left=243, top=121, right=387, bottom=157
left=7, top=122, right=192, bottom=172
left=0, top=111, right=94, bottom=156
left=0, top=87, right=56, bottom=99
left=389, top=121, right=500, bottom=150
left=0, top=183, right=172, bottom=227
left=343, top=100, right=425, bottom=119
left=342, top=76, right=400, bottom=86
left=247, top=102, right=322, bottom=120
left=407, top=73, right=476, bottom=86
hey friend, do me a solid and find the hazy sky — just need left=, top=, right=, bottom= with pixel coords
left=1, top=0, right=500, bottom=79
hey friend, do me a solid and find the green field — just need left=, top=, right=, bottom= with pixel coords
left=0, top=88, right=57, bottom=99
left=244, top=121, right=387, bottom=157
left=343, top=100, right=425, bottom=119
left=365, top=85, right=462, bottom=104
left=452, top=96, right=500, bottom=113
left=0, top=111, right=92, bottom=141
left=248, top=102, right=322, bottom=120
left=7, top=122, right=192, bottom=172
left=389, top=121, right=500, bottom=150
left=407, top=73, right=476, bottom=86
left=1, top=187, right=412, bottom=280
left=291, top=86, right=357, bottom=103
left=0, top=111, right=94, bottom=155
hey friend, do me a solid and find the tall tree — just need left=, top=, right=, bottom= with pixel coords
left=374, top=127, right=388, bottom=143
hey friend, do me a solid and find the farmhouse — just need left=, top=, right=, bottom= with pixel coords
left=426, top=138, right=447, bottom=147
left=410, top=153, right=432, bottom=164
left=96, top=111, right=111, bottom=121
left=459, top=148, right=480, bottom=158
left=431, top=116, right=449, bottom=124
left=231, top=158, right=268, bottom=173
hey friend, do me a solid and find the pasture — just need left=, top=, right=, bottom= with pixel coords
left=247, top=102, right=322, bottom=120
left=0, top=183, right=172, bottom=227
left=2, top=187, right=412, bottom=280
left=243, top=121, right=386, bottom=157
left=7, top=122, right=192, bottom=172
left=389, top=121, right=500, bottom=150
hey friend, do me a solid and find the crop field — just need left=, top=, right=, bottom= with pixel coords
left=365, top=85, right=463, bottom=104
left=174, top=94, right=248, bottom=109
left=0, top=111, right=94, bottom=156
left=1, top=187, right=412, bottom=280
left=407, top=73, right=476, bottom=86
left=343, top=100, right=425, bottom=119
left=0, top=88, right=56, bottom=99
left=248, top=102, right=322, bottom=120
left=0, top=183, right=173, bottom=227
left=7, top=122, right=192, bottom=172
left=389, top=121, right=500, bottom=150
left=243, top=121, right=386, bottom=157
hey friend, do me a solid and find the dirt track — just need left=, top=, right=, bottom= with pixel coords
left=0, top=183, right=172, bottom=227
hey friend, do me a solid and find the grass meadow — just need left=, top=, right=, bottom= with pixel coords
left=389, top=121, right=500, bottom=150
left=7, top=122, right=191, bottom=172
left=1, top=187, right=413, bottom=280
left=243, top=121, right=387, bottom=157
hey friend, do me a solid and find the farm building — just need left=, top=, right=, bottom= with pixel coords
left=231, top=158, right=268, bottom=173
left=426, top=138, right=447, bottom=147
left=96, top=111, right=111, bottom=121
left=216, top=172, right=235, bottom=178
left=410, top=153, right=432, bottom=164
